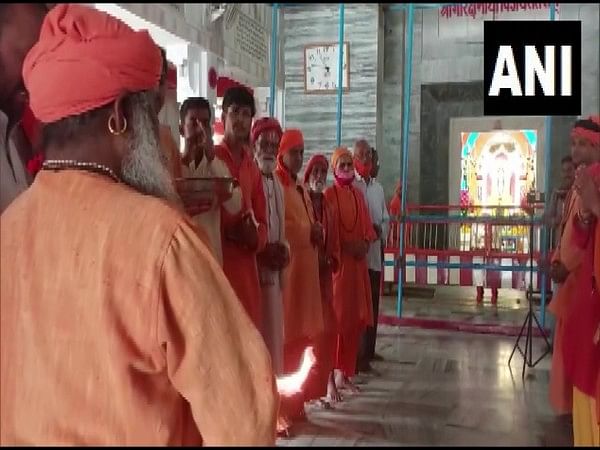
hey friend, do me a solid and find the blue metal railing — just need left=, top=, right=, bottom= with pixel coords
left=538, top=2, right=556, bottom=327
left=396, top=3, right=415, bottom=317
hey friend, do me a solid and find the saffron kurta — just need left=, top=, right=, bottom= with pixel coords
left=307, top=192, right=341, bottom=400
left=324, top=183, right=376, bottom=377
left=565, top=215, right=600, bottom=446
left=216, top=141, right=268, bottom=328
left=548, top=190, right=585, bottom=414
left=0, top=170, right=278, bottom=445
left=276, top=170, right=324, bottom=348
left=274, top=169, right=323, bottom=417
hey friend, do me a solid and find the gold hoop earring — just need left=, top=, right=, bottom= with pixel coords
left=108, top=115, right=128, bottom=135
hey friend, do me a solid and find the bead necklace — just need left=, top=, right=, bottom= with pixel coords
left=42, top=159, right=121, bottom=183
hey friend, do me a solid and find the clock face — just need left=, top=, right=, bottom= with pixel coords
left=304, top=43, right=349, bottom=93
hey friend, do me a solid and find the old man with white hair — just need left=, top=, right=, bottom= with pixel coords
left=352, top=138, right=389, bottom=373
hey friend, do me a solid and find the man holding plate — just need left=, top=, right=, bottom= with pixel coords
left=176, top=96, right=242, bottom=266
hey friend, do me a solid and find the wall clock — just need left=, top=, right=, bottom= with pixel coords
left=304, top=42, right=350, bottom=94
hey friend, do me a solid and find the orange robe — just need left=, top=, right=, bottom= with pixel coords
left=597, top=224, right=600, bottom=425
left=548, top=190, right=585, bottom=414
left=324, top=183, right=376, bottom=378
left=306, top=192, right=341, bottom=400
left=216, top=141, right=268, bottom=328
left=0, top=170, right=277, bottom=445
left=275, top=169, right=323, bottom=414
left=565, top=216, right=600, bottom=444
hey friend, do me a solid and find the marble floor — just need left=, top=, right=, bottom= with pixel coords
left=277, top=326, right=571, bottom=447
left=380, top=285, right=549, bottom=328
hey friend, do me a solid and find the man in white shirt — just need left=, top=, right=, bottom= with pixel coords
left=177, top=97, right=242, bottom=266
left=0, top=3, right=48, bottom=213
left=353, top=140, right=390, bottom=373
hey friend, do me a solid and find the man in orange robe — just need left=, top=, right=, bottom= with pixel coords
left=0, top=5, right=277, bottom=445
left=565, top=117, right=600, bottom=446
left=305, top=154, right=342, bottom=404
left=324, top=147, right=376, bottom=392
left=549, top=117, right=600, bottom=416
left=215, top=87, right=268, bottom=329
left=276, top=129, right=325, bottom=421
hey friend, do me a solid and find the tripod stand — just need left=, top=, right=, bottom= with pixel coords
left=508, top=205, right=552, bottom=379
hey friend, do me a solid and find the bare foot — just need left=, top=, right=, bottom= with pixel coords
left=327, top=372, right=343, bottom=403
left=277, top=415, right=292, bottom=437
left=334, top=370, right=360, bottom=393
left=315, top=398, right=333, bottom=409
left=343, top=377, right=361, bottom=393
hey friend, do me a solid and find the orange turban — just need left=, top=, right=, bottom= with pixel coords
left=23, top=4, right=162, bottom=123
left=330, top=147, right=352, bottom=170
left=571, top=115, right=600, bottom=147
left=278, top=129, right=304, bottom=156
left=276, top=129, right=304, bottom=186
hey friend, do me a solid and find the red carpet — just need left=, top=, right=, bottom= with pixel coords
left=378, top=315, right=550, bottom=338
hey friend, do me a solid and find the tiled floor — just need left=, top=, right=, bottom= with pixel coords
left=381, top=285, right=549, bottom=328
left=277, top=325, right=571, bottom=447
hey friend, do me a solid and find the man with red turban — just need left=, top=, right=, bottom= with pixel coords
left=251, top=116, right=287, bottom=375
left=548, top=116, right=600, bottom=420
left=324, top=147, right=376, bottom=392
left=275, top=129, right=324, bottom=423
left=0, top=5, right=277, bottom=445
left=304, top=153, right=342, bottom=404
left=561, top=115, right=600, bottom=446
left=215, top=87, right=268, bottom=329
left=251, top=117, right=292, bottom=436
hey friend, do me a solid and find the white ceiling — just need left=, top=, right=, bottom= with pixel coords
left=92, top=3, right=188, bottom=47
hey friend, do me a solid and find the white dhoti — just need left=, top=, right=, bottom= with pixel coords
left=257, top=174, right=287, bottom=376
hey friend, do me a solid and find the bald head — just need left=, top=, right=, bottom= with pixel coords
left=0, top=3, right=48, bottom=118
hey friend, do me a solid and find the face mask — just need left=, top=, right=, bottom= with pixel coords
left=354, top=158, right=373, bottom=179
left=334, top=168, right=355, bottom=187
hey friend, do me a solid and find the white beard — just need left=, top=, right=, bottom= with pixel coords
left=120, top=94, right=179, bottom=204
left=257, top=158, right=276, bottom=175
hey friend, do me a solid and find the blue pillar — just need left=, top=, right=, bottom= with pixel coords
left=396, top=3, right=415, bottom=317
left=335, top=3, right=345, bottom=147
left=269, top=4, right=279, bottom=117
left=539, top=2, right=556, bottom=328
